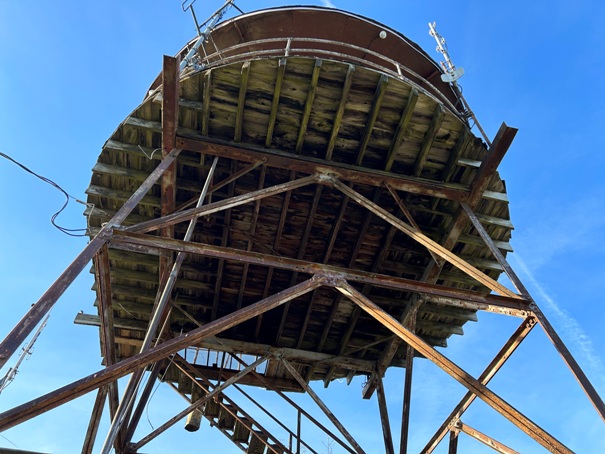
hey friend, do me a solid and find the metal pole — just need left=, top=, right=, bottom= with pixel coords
left=100, top=158, right=219, bottom=454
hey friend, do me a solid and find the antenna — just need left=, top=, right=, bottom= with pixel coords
left=428, top=22, right=491, bottom=146
left=428, top=22, right=465, bottom=83
left=0, top=313, right=51, bottom=395
left=180, top=0, right=244, bottom=72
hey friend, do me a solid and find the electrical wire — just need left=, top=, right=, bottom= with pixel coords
left=0, top=151, right=92, bottom=237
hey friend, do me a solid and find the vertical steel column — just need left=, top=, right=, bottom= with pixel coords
left=399, top=309, right=417, bottom=454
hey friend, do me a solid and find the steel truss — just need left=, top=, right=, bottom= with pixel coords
left=0, top=56, right=603, bottom=454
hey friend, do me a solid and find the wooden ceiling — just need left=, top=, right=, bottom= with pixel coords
left=79, top=7, right=515, bottom=391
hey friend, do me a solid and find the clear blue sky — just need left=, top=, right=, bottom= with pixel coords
left=1, top=1, right=604, bottom=453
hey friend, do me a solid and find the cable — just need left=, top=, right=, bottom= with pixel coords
left=0, top=151, right=92, bottom=237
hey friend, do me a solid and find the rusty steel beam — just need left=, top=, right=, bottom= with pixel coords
left=133, top=355, right=268, bottom=450
left=333, top=280, right=572, bottom=454
left=421, top=316, right=537, bottom=454
left=81, top=386, right=108, bottom=454
left=457, top=421, right=519, bottom=454
left=376, top=376, right=395, bottom=454
left=92, top=246, right=119, bottom=420
left=101, top=158, right=217, bottom=453
left=124, top=173, right=321, bottom=234
left=357, top=123, right=518, bottom=398
left=0, top=276, right=325, bottom=432
left=110, top=230, right=531, bottom=314
left=279, top=356, right=366, bottom=454
left=0, top=147, right=182, bottom=370
left=460, top=201, right=605, bottom=424
left=176, top=135, right=470, bottom=201
left=330, top=178, right=517, bottom=299
left=399, top=310, right=417, bottom=454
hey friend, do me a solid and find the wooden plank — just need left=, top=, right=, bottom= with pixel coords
left=296, top=59, right=322, bottom=153
left=326, top=65, right=355, bottom=160
left=234, top=61, right=251, bottom=142
left=355, top=74, right=388, bottom=165
left=201, top=70, right=212, bottom=136
left=441, top=130, right=471, bottom=182
left=81, top=386, right=108, bottom=454
left=265, top=58, right=286, bottom=147
left=334, top=281, right=572, bottom=454
left=384, top=88, right=418, bottom=172
left=413, top=104, right=445, bottom=177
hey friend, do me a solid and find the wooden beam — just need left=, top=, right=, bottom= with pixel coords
left=296, top=59, right=322, bottom=153
left=413, top=104, right=445, bottom=177
left=234, top=61, right=250, bottom=142
left=176, top=135, right=471, bottom=201
left=265, top=58, right=286, bottom=147
left=326, top=65, right=355, bottom=160
left=441, top=130, right=471, bottom=182
left=355, top=74, right=388, bottom=166
left=0, top=277, right=325, bottom=432
left=334, top=281, right=572, bottom=454
left=201, top=70, right=212, bottom=137
left=0, top=148, right=181, bottom=370
left=457, top=421, right=519, bottom=454
left=384, top=88, right=418, bottom=172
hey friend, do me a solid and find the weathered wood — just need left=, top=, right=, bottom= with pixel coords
left=234, top=61, right=250, bottom=142
left=296, top=59, right=322, bottom=153
left=265, top=58, right=286, bottom=147
left=175, top=135, right=471, bottom=201
left=110, top=230, right=531, bottom=313
left=330, top=179, right=518, bottom=298
left=413, top=104, right=445, bottom=177
left=355, top=74, right=388, bottom=166
left=384, top=88, right=418, bottom=172
left=326, top=65, right=355, bottom=160
left=81, top=386, right=108, bottom=454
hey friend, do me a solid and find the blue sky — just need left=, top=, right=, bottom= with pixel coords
left=1, top=1, right=604, bottom=452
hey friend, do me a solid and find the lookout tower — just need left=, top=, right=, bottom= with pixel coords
left=0, top=4, right=603, bottom=453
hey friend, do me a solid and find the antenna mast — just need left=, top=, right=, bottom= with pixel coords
left=0, top=313, right=51, bottom=395
left=428, top=22, right=491, bottom=146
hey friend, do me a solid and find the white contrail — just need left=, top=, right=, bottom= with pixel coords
left=321, top=0, right=337, bottom=8
left=512, top=254, right=605, bottom=389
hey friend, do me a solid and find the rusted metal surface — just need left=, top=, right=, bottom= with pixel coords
left=0, top=148, right=181, bottom=370
left=0, top=276, right=324, bottom=432
left=334, top=280, right=573, bottom=453
left=376, top=376, right=395, bottom=454
left=421, top=316, right=536, bottom=453
left=456, top=421, right=519, bottom=454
